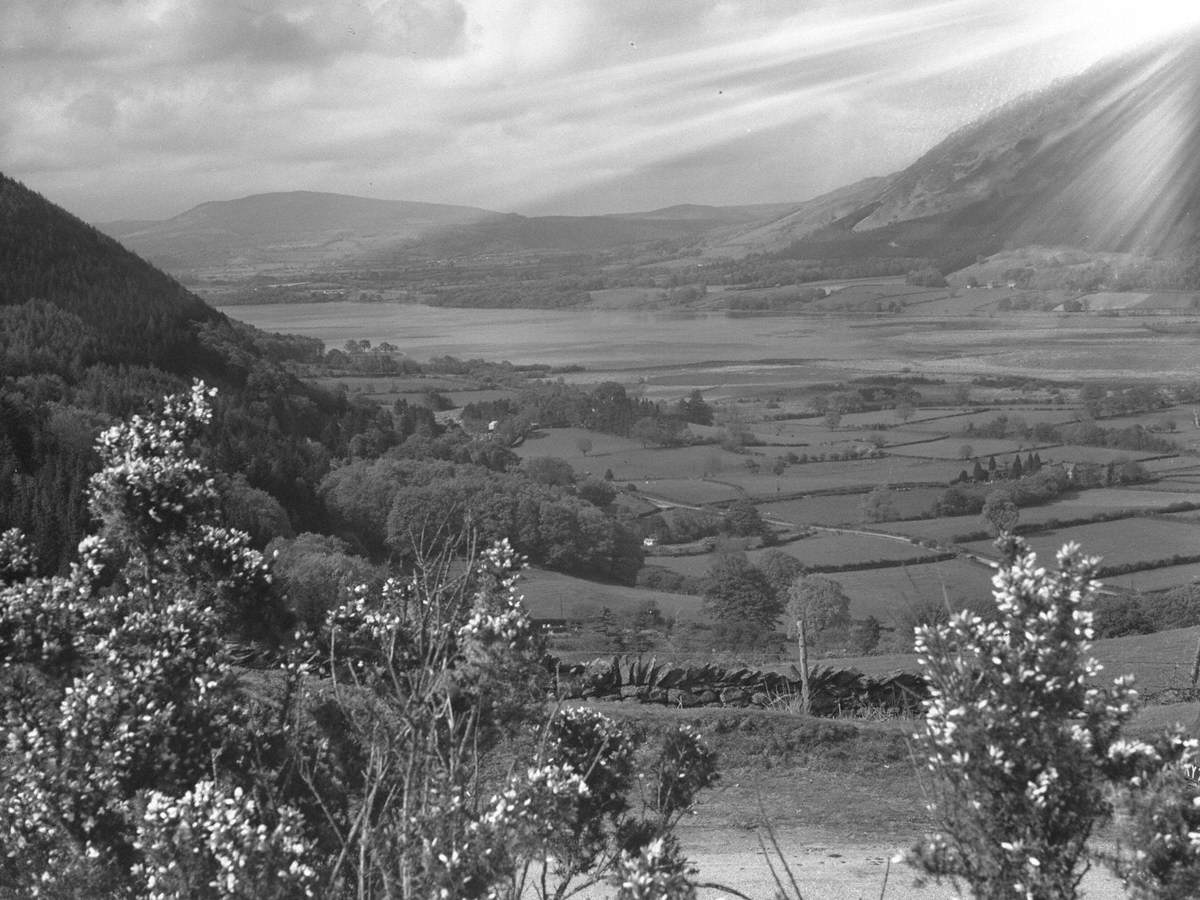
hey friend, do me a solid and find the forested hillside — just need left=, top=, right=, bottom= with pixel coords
left=0, top=174, right=387, bottom=570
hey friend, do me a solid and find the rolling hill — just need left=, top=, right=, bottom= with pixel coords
left=99, top=191, right=807, bottom=277
left=716, top=35, right=1200, bottom=268
left=0, top=173, right=382, bottom=569
left=99, top=190, right=502, bottom=276
left=95, top=32, right=1200, bottom=287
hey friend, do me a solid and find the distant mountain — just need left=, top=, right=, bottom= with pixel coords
left=613, top=201, right=803, bottom=224
left=720, top=36, right=1200, bottom=268
left=98, top=191, right=808, bottom=277
left=96, top=34, right=1200, bottom=282
left=859, top=38, right=1200, bottom=257
left=704, top=176, right=893, bottom=257
left=99, top=190, right=501, bottom=276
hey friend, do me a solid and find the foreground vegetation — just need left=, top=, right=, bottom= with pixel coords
left=4, top=385, right=1200, bottom=899
left=0, top=385, right=720, bottom=898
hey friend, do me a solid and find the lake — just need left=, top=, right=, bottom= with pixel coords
left=223, top=302, right=1200, bottom=381
left=223, top=302, right=885, bottom=371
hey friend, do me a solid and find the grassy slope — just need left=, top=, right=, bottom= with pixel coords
left=581, top=695, right=1199, bottom=838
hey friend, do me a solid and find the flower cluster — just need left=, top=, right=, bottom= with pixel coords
left=611, top=837, right=697, bottom=900
left=0, top=384, right=260, bottom=895
left=89, top=381, right=220, bottom=548
left=0, top=573, right=84, bottom=671
left=911, top=537, right=1143, bottom=898
left=134, top=781, right=316, bottom=899
left=0, top=528, right=35, bottom=584
left=1, top=384, right=721, bottom=898
left=482, top=763, right=590, bottom=853
left=459, top=539, right=536, bottom=659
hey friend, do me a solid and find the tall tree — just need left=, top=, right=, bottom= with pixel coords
left=702, top=553, right=781, bottom=633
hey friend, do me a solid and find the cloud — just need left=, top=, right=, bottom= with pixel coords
left=2, top=0, right=1192, bottom=221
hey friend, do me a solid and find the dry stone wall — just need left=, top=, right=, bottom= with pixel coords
left=546, top=654, right=927, bottom=717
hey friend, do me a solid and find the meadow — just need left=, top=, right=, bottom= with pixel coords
left=963, top=517, right=1200, bottom=570
left=210, top=297, right=1200, bottom=897
left=228, top=301, right=1200, bottom=677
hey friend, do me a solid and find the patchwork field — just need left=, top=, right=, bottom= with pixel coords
left=1102, top=563, right=1200, bottom=593
left=963, top=517, right=1200, bottom=570
left=825, top=557, right=995, bottom=621
left=649, top=532, right=942, bottom=582
left=946, top=407, right=1078, bottom=430
left=886, top=437, right=1050, bottom=460
left=518, top=568, right=706, bottom=623
left=759, top=487, right=945, bottom=526
left=227, top=302, right=1200, bottom=643
left=639, top=479, right=743, bottom=506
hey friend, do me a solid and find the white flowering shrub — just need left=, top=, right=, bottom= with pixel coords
left=1, top=382, right=721, bottom=898
left=88, top=380, right=219, bottom=552
left=1109, top=744, right=1200, bottom=899
left=910, top=535, right=1193, bottom=900
left=611, top=837, right=697, bottom=900
left=0, top=528, right=35, bottom=585
left=286, top=541, right=718, bottom=899
left=0, top=383, right=290, bottom=896
left=84, top=380, right=275, bottom=639
left=134, top=780, right=316, bottom=900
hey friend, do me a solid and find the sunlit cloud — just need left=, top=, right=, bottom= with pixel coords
left=1, top=0, right=1196, bottom=221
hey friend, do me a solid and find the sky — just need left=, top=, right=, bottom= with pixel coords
left=3, top=0, right=1199, bottom=223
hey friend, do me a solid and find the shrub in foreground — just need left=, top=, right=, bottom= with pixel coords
left=911, top=535, right=1200, bottom=899
left=0, top=383, right=720, bottom=898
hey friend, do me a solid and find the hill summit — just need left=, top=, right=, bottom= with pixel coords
left=718, top=36, right=1200, bottom=264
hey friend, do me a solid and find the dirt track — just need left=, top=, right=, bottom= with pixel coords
left=675, top=826, right=1126, bottom=900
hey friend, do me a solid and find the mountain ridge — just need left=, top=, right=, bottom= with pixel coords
left=95, top=34, right=1200, bottom=282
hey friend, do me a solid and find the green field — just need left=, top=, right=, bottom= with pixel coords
left=514, top=427, right=645, bottom=462
left=827, top=558, right=995, bottom=621
left=1042, top=445, right=1166, bottom=464
left=640, top=479, right=743, bottom=505
left=649, top=532, right=941, bottom=582
left=964, top=517, right=1200, bottom=569
left=886, top=437, right=1049, bottom=460
left=518, top=567, right=705, bottom=622
left=873, top=515, right=985, bottom=543
left=947, top=407, right=1078, bottom=430
left=1102, top=562, right=1200, bottom=593
left=759, top=487, right=945, bottom=525
left=227, top=302, right=1200, bottom=657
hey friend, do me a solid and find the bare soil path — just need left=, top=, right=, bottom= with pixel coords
left=675, top=825, right=1127, bottom=900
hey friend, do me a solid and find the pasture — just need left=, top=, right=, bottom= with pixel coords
left=759, top=487, right=945, bottom=525
left=1102, top=563, right=1200, bottom=593
left=514, top=427, right=644, bottom=461
left=819, top=557, right=997, bottom=622
left=226, top=301, right=1200, bottom=656
left=648, top=532, right=942, bottom=583
left=1043, top=445, right=1166, bottom=464
left=963, top=517, right=1200, bottom=570
left=886, top=437, right=1048, bottom=461
left=639, top=479, right=742, bottom=506
left=518, top=568, right=705, bottom=623
left=946, top=407, right=1078, bottom=430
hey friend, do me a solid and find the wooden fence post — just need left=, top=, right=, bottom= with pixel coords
left=798, top=617, right=811, bottom=716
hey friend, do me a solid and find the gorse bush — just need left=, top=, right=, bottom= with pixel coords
left=911, top=535, right=1200, bottom=899
left=0, top=382, right=719, bottom=898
